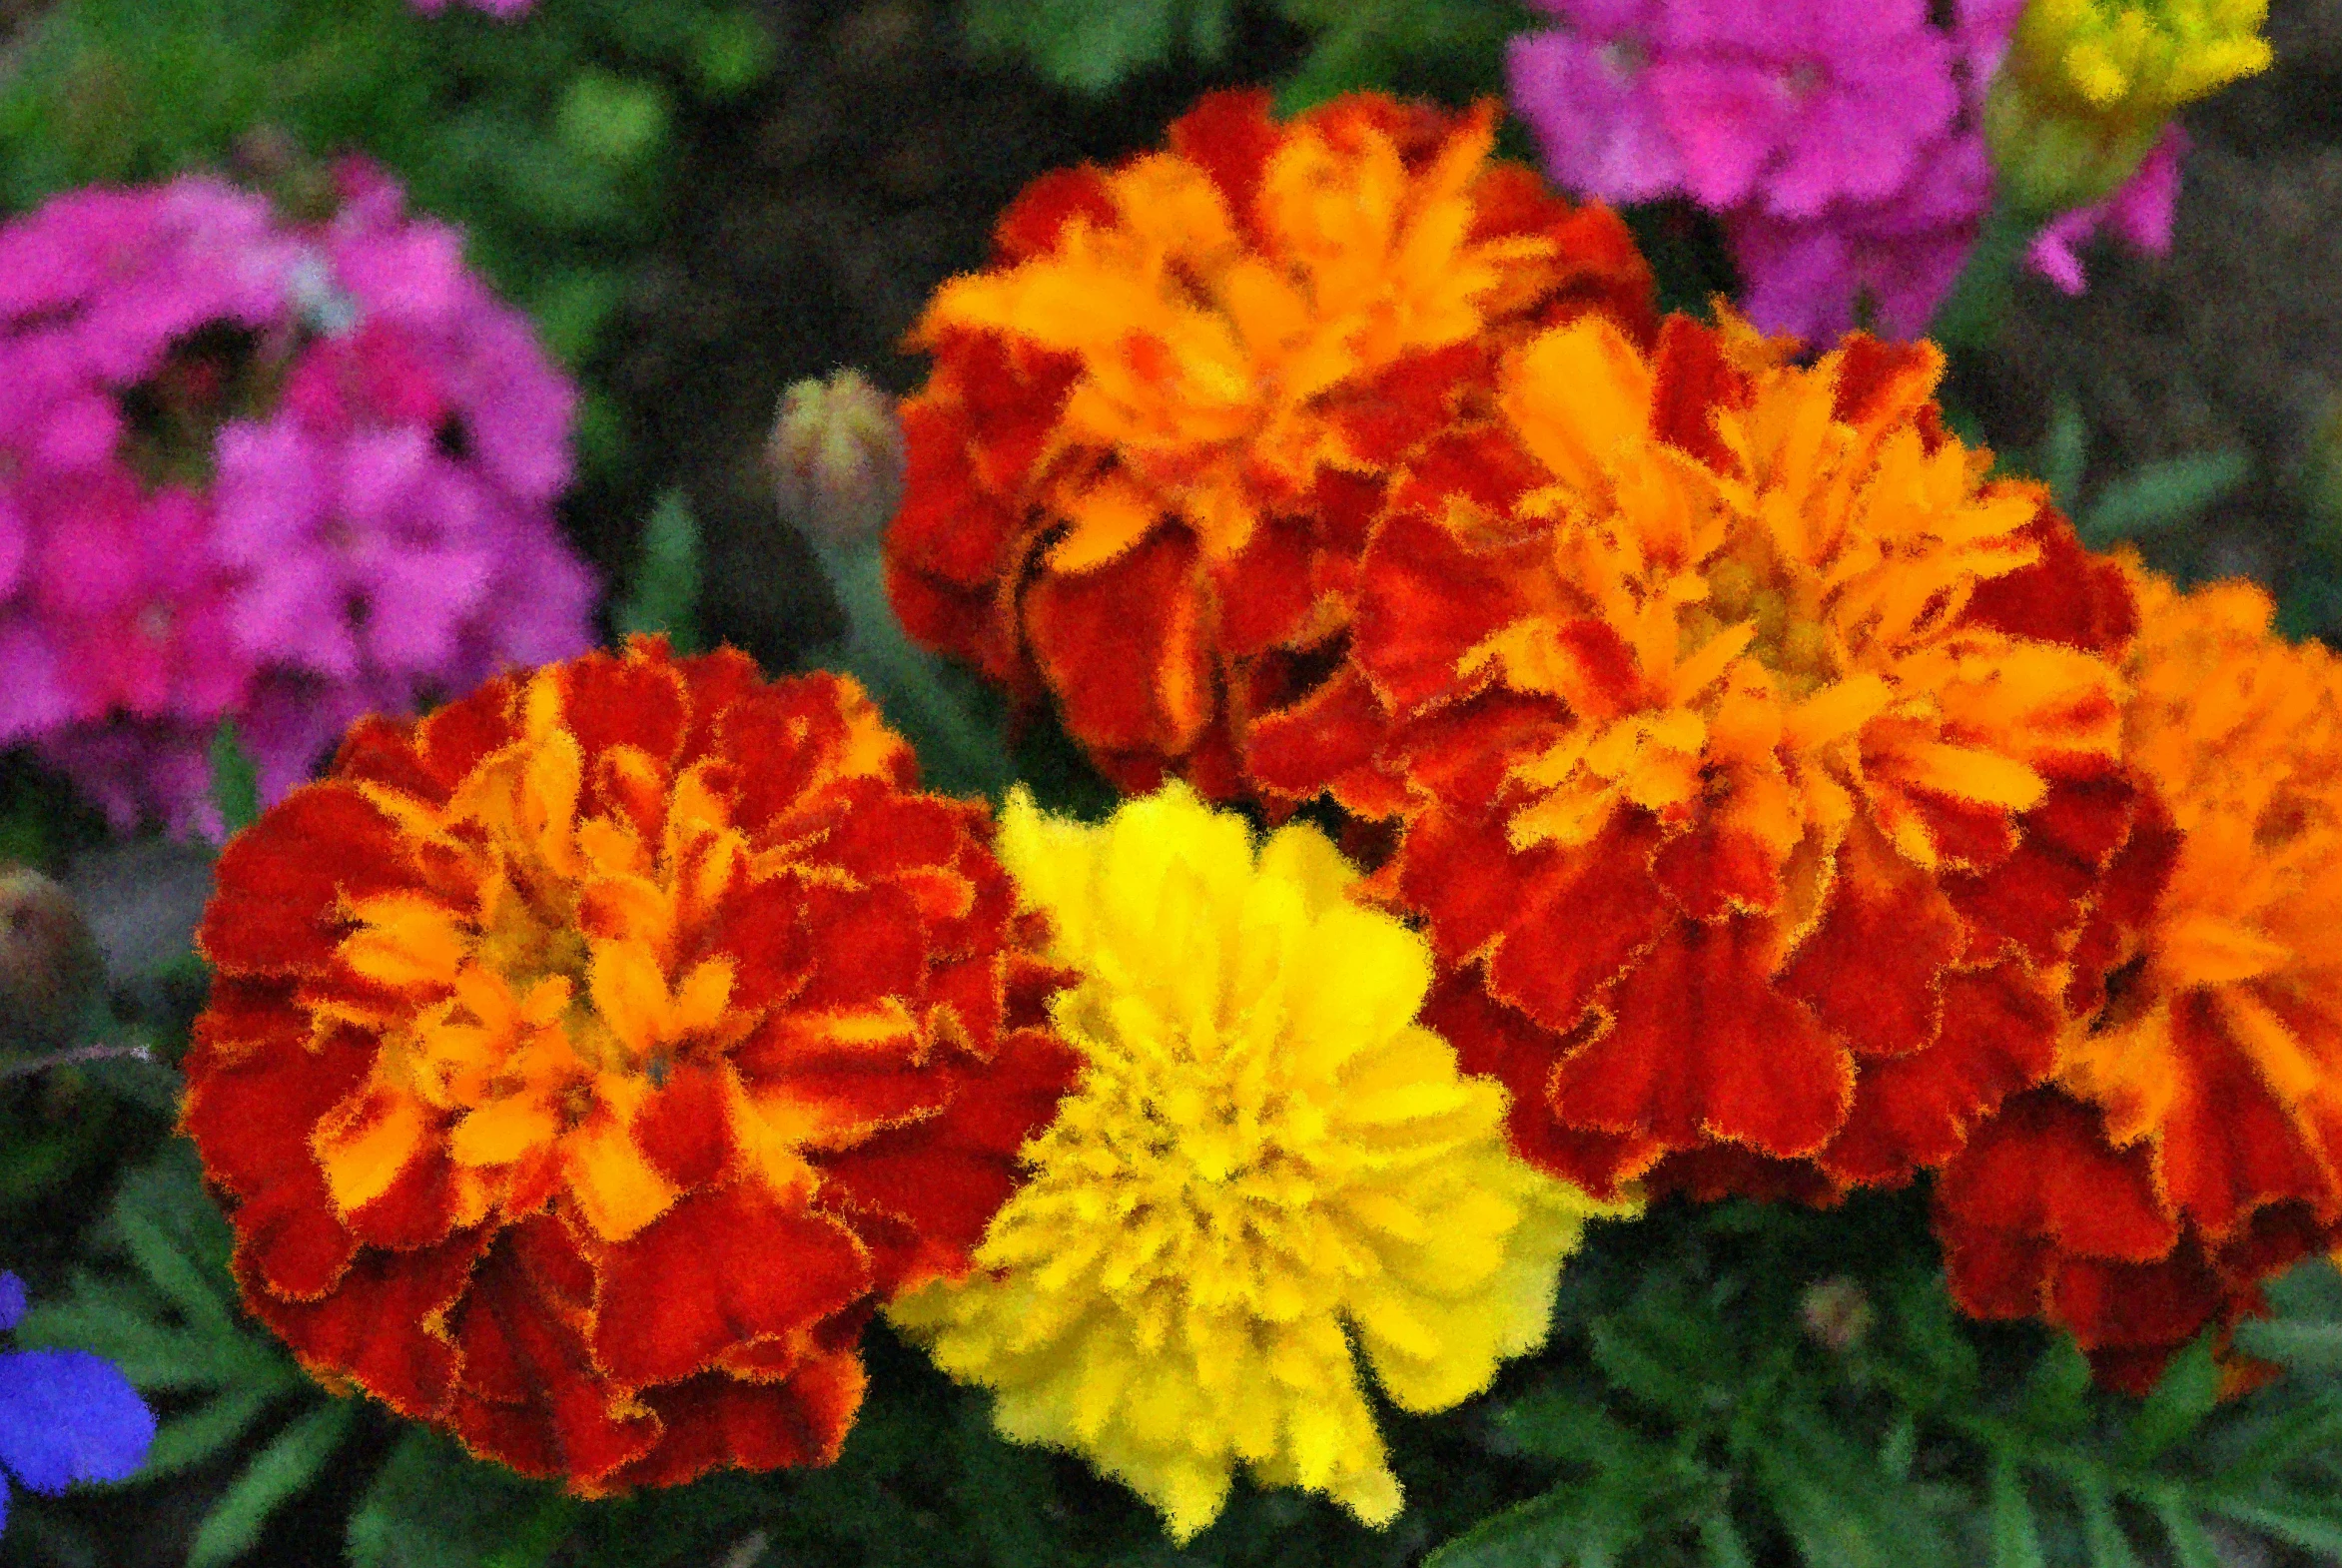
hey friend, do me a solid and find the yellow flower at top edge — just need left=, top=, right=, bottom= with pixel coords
left=888, top=784, right=1634, bottom=1542
left=1988, top=0, right=2270, bottom=211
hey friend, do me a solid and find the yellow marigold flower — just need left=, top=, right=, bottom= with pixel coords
left=889, top=784, right=1631, bottom=1542
left=1987, top=0, right=2270, bottom=212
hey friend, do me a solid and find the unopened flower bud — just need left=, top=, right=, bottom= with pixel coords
left=766, top=368, right=905, bottom=549
left=0, top=868, right=104, bottom=1054
left=1984, top=0, right=2269, bottom=215
left=1799, top=1276, right=1876, bottom=1354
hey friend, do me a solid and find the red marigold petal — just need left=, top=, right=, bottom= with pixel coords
left=1423, top=974, right=1659, bottom=1198
left=592, top=1187, right=873, bottom=1391
left=1523, top=201, right=1660, bottom=345
left=2051, top=1246, right=2226, bottom=1352
left=1781, top=838, right=1968, bottom=1060
left=2065, top=791, right=2181, bottom=1017
left=989, top=167, right=1118, bottom=264
left=234, top=1183, right=360, bottom=1302
left=2155, top=998, right=2337, bottom=1241
left=452, top=1235, right=659, bottom=1489
left=815, top=1026, right=1082, bottom=1293
left=1961, top=503, right=2139, bottom=654
left=784, top=880, right=931, bottom=1016
left=1819, top=963, right=2058, bottom=1186
left=252, top=1226, right=489, bottom=1417
left=344, top=1140, right=464, bottom=1251
left=1940, top=1224, right=2054, bottom=1322
left=1335, top=343, right=1483, bottom=466
left=1354, top=503, right=1530, bottom=717
left=892, top=401, right=1026, bottom=590
left=1243, top=666, right=1398, bottom=813
left=1648, top=314, right=1748, bottom=473
left=1552, top=921, right=1853, bottom=1160
left=634, top=1064, right=737, bottom=1191
left=1650, top=811, right=1786, bottom=922
left=558, top=642, right=692, bottom=775
left=1482, top=826, right=1672, bottom=1037
left=182, top=988, right=368, bottom=1198
left=197, top=783, right=418, bottom=977
left=1165, top=89, right=1280, bottom=244
left=612, top=1351, right=866, bottom=1491
left=413, top=677, right=526, bottom=797
left=1934, top=1090, right=2179, bottom=1263
left=329, top=715, right=441, bottom=801
left=1025, top=529, right=1213, bottom=758
left=1647, top=1146, right=1844, bottom=1206
left=1214, top=517, right=1322, bottom=658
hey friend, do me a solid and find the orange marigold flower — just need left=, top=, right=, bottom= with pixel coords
left=1937, top=566, right=2342, bottom=1391
left=181, top=638, right=1079, bottom=1493
left=1326, top=310, right=2139, bottom=1201
left=884, top=88, right=1656, bottom=803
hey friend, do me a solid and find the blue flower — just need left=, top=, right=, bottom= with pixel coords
left=0, top=1271, right=154, bottom=1532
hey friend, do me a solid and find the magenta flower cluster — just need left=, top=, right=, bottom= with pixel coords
left=0, top=167, right=594, bottom=836
left=1507, top=0, right=2185, bottom=339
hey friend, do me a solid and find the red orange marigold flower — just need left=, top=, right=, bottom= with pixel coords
left=884, top=88, right=1656, bottom=802
left=1937, top=566, right=2342, bottom=1391
left=1327, top=309, right=2139, bottom=1201
left=181, top=638, right=1079, bottom=1493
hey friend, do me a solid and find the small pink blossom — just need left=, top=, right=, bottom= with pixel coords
left=0, top=169, right=594, bottom=836
left=1509, top=0, right=2193, bottom=341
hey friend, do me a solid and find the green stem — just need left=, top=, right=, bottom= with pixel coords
left=1928, top=200, right=2043, bottom=356
left=485, top=1493, right=580, bottom=1568
left=807, top=534, right=1014, bottom=800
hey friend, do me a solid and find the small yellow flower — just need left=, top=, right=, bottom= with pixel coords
left=889, top=784, right=1632, bottom=1542
left=1987, top=0, right=2271, bottom=212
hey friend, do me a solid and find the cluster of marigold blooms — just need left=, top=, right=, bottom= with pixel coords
left=178, top=86, right=2342, bottom=1550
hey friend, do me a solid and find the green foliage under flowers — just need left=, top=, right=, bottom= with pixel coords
left=956, top=0, right=1539, bottom=112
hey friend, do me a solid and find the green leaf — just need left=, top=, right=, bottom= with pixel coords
left=1699, top=1507, right=1754, bottom=1568
left=2040, top=392, right=2086, bottom=510
left=2077, top=449, right=2251, bottom=546
left=2231, top=1318, right=2342, bottom=1372
left=2200, top=1494, right=2342, bottom=1558
left=209, top=718, right=260, bottom=840
left=615, top=488, right=703, bottom=653
left=2071, top=1478, right=2141, bottom=1568
left=554, top=69, right=670, bottom=167
left=144, top=1386, right=280, bottom=1478
left=2210, top=1396, right=2342, bottom=1487
left=2153, top=1495, right=2219, bottom=1568
left=2124, top=1330, right=2221, bottom=1465
left=2018, top=1336, right=2095, bottom=1434
left=1494, top=1388, right=1652, bottom=1467
left=958, top=0, right=1236, bottom=95
left=1989, top=1461, right=2045, bottom=1568
left=1588, top=1315, right=1715, bottom=1422
left=185, top=1400, right=357, bottom=1568
left=1422, top=1486, right=1585, bottom=1568
left=348, top=1430, right=572, bottom=1568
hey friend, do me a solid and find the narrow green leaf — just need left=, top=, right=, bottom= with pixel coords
left=1699, top=1507, right=1754, bottom=1568
left=2200, top=1495, right=2342, bottom=1557
left=2018, top=1336, right=2094, bottom=1434
left=2211, top=1396, right=2342, bottom=1487
left=2153, top=1496, right=2219, bottom=1568
left=1588, top=1318, right=1715, bottom=1421
left=1423, top=1486, right=1586, bottom=1568
left=2072, top=1478, right=2141, bottom=1568
left=209, top=719, right=260, bottom=841
left=1989, top=1461, right=2045, bottom=1568
left=348, top=1430, right=568, bottom=1568
left=2125, top=1331, right=2221, bottom=1464
left=2231, top=1318, right=2342, bottom=1372
left=2078, top=449, right=2251, bottom=545
left=1494, top=1388, right=1651, bottom=1466
left=186, top=1401, right=356, bottom=1568
left=2041, top=392, right=2086, bottom=510
left=614, top=488, right=702, bottom=653
left=113, top=1200, right=233, bottom=1335
left=144, top=1387, right=280, bottom=1478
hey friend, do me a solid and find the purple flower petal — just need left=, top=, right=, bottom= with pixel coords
left=0, top=1349, right=155, bottom=1495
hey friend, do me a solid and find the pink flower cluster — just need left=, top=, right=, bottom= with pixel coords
left=0, top=169, right=594, bottom=835
left=1508, top=0, right=2184, bottom=339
